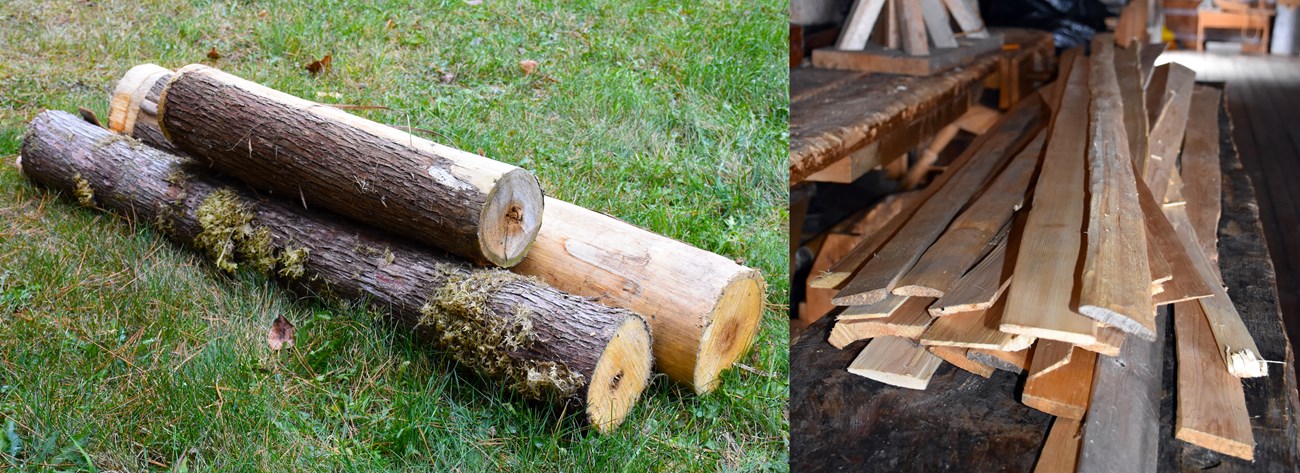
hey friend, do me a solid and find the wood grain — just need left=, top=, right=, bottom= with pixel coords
left=1022, top=346, right=1097, bottom=419
left=1145, top=63, right=1196, bottom=203
left=1077, top=309, right=1165, bottom=473
left=1183, top=86, right=1224, bottom=261
left=928, top=346, right=994, bottom=378
left=918, top=0, right=958, bottom=48
left=929, top=234, right=1011, bottom=316
left=899, top=0, right=930, bottom=56
left=837, top=0, right=889, bottom=50
left=920, top=296, right=1019, bottom=349
left=1174, top=299, right=1255, bottom=460
left=848, top=336, right=944, bottom=389
left=1034, top=417, right=1083, bottom=473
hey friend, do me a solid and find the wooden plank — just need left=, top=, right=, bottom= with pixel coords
left=928, top=346, right=994, bottom=378
left=970, top=346, right=1031, bottom=373
left=837, top=0, right=889, bottom=50
left=802, top=234, right=866, bottom=325
left=838, top=292, right=912, bottom=320
left=1076, top=310, right=1165, bottom=473
left=920, top=296, right=1019, bottom=349
left=1182, top=86, right=1224, bottom=261
left=811, top=192, right=926, bottom=289
left=1077, top=38, right=1156, bottom=340
left=833, top=95, right=1044, bottom=306
left=1034, top=417, right=1083, bottom=473
left=806, top=141, right=882, bottom=183
left=1115, top=44, right=1151, bottom=178
left=829, top=298, right=934, bottom=348
left=929, top=236, right=1010, bottom=316
left=1079, top=324, right=1125, bottom=357
left=899, top=0, right=930, bottom=56
left=1029, top=339, right=1075, bottom=377
left=999, top=52, right=1097, bottom=345
left=1137, top=165, right=1216, bottom=305
left=942, top=0, right=989, bottom=38
left=886, top=0, right=900, bottom=49
left=811, top=34, right=1005, bottom=76
left=919, top=0, right=958, bottom=48
left=893, top=133, right=1042, bottom=297
left=1021, top=347, right=1097, bottom=419
left=1138, top=43, right=1166, bottom=88
left=954, top=104, right=1000, bottom=134
left=1145, top=63, right=1197, bottom=203
left=1175, top=298, right=1255, bottom=460
left=847, top=336, right=944, bottom=390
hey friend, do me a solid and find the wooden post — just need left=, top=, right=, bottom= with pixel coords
left=21, top=110, right=652, bottom=432
left=151, top=64, right=544, bottom=268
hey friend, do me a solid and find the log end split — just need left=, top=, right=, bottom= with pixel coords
left=109, top=63, right=172, bottom=135
left=691, top=270, right=766, bottom=394
left=587, top=315, right=654, bottom=433
left=478, top=168, right=544, bottom=268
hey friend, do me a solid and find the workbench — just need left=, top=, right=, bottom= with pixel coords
left=789, top=85, right=1300, bottom=471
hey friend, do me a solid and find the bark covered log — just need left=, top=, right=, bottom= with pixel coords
left=20, top=110, right=651, bottom=432
left=154, top=64, right=543, bottom=268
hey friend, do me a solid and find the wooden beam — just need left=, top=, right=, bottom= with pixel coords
left=833, top=96, right=1044, bottom=306
left=1182, top=86, right=1224, bottom=261
left=1034, top=417, right=1083, bottom=473
left=928, top=346, right=994, bottom=378
left=919, top=0, right=958, bottom=48
left=802, top=234, right=866, bottom=325
left=837, top=0, right=889, bottom=50
left=929, top=236, right=1011, bottom=316
left=1077, top=311, right=1165, bottom=473
left=1145, top=63, right=1196, bottom=202
left=942, top=0, right=989, bottom=38
left=1022, top=347, right=1097, bottom=419
left=1078, top=38, right=1156, bottom=340
left=903, top=124, right=959, bottom=190
left=1174, top=299, right=1255, bottom=460
left=1115, top=44, right=1151, bottom=178
left=1000, top=51, right=1097, bottom=345
left=900, top=0, right=931, bottom=56
left=806, top=141, right=882, bottom=183
left=848, top=336, right=944, bottom=389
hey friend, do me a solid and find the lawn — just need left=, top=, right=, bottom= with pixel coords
left=0, top=0, right=789, bottom=471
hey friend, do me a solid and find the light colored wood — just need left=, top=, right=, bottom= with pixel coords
left=884, top=152, right=909, bottom=180
left=1182, top=86, right=1224, bottom=262
left=969, top=346, right=1031, bottom=373
left=1174, top=299, right=1255, bottom=460
left=833, top=96, right=1044, bottom=306
left=920, top=296, right=1020, bottom=349
left=1079, top=324, right=1125, bottom=357
left=1022, top=347, right=1097, bottom=419
left=802, top=234, right=865, bottom=325
left=838, top=292, right=912, bottom=321
left=1145, top=63, right=1196, bottom=203
left=886, top=0, right=901, bottom=49
left=806, top=142, right=883, bottom=183
left=108, top=63, right=172, bottom=136
left=1000, top=52, right=1097, bottom=345
left=1137, top=167, right=1216, bottom=305
left=837, top=0, right=890, bottom=50
left=928, top=237, right=1010, bottom=316
left=1138, top=43, right=1165, bottom=89
left=811, top=192, right=924, bottom=289
left=830, top=297, right=935, bottom=348
left=942, top=0, right=989, bottom=38
left=1035, top=416, right=1083, bottom=473
left=903, top=124, right=958, bottom=190
left=514, top=198, right=767, bottom=393
left=928, top=346, right=994, bottom=378
left=919, top=0, right=959, bottom=48
left=1078, top=38, right=1156, bottom=340
left=1077, top=311, right=1165, bottom=473
left=893, top=132, right=1043, bottom=297
left=1030, top=339, right=1076, bottom=377
left=848, top=336, right=944, bottom=390
left=954, top=105, right=1001, bottom=134
left=1146, top=229, right=1174, bottom=287
left=900, top=0, right=930, bottom=56
left=1115, top=44, right=1151, bottom=186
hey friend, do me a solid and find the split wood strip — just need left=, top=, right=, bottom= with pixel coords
left=920, top=297, right=1019, bottom=349
left=833, top=96, right=1045, bottom=306
left=919, top=0, right=958, bottom=48
left=1174, top=299, right=1255, bottom=460
left=848, top=336, right=944, bottom=390
left=1078, top=38, right=1156, bottom=340
left=928, top=235, right=1010, bottom=316
left=1079, top=324, right=1125, bottom=357
left=1000, top=52, right=1097, bottom=345
left=970, top=346, right=1031, bottom=373
left=1030, top=340, right=1075, bottom=377
left=893, top=132, right=1043, bottom=297
left=802, top=234, right=865, bottom=325
left=899, top=0, right=931, bottom=56
left=837, top=0, right=889, bottom=50
left=1138, top=43, right=1166, bottom=89
left=1022, top=347, right=1097, bottom=419
left=886, top=0, right=901, bottom=49
left=1145, top=63, right=1197, bottom=203
left=954, top=105, right=1001, bottom=134
left=1137, top=166, right=1215, bottom=305
left=830, top=297, right=935, bottom=348
left=941, top=0, right=989, bottom=38
left=928, top=346, right=994, bottom=378
left=1182, top=86, right=1225, bottom=261
left=1034, top=417, right=1083, bottom=473
left=903, top=123, right=958, bottom=190
left=1077, top=312, right=1165, bottom=473
left=838, top=293, right=912, bottom=321
left=1146, top=232, right=1174, bottom=287
left=1115, top=44, right=1151, bottom=184
left=811, top=192, right=926, bottom=289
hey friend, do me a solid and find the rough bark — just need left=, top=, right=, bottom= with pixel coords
left=21, top=110, right=650, bottom=432
left=155, top=64, right=543, bottom=267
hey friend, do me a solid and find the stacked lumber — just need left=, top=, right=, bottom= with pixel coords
left=19, top=63, right=768, bottom=431
left=813, top=0, right=1003, bottom=75
left=811, top=35, right=1268, bottom=463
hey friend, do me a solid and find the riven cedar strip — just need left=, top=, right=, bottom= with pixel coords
left=155, top=64, right=543, bottom=267
left=20, top=110, right=652, bottom=432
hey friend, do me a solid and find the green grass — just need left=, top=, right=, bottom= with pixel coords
left=0, top=0, right=789, bottom=471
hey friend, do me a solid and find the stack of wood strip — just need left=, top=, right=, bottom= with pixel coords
left=810, top=34, right=1267, bottom=463
left=813, top=0, right=1003, bottom=75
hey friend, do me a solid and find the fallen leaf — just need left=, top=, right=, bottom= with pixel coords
left=519, top=59, right=538, bottom=75
left=305, top=54, right=332, bottom=76
left=78, top=107, right=103, bottom=128
left=257, top=9, right=269, bottom=18
left=207, top=47, right=221, bottom=60
left=268, top=315, right=295, bottom=351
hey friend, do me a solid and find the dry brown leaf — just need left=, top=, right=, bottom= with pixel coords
left=268, top=315, right=296, bottom=351
left=305, top=54, right=333, bottom=76
left=207, top=47, right=221, bottom=60
left=519, top=59, right=538, bottom=75
left=78, top=107, right=103, bottom=128
left=385, top=18, right=396, bottom=29
left=257, top=9, right=269, bottom=18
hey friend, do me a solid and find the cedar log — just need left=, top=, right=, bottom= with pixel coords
left=21, top=110, right=652, bottom=432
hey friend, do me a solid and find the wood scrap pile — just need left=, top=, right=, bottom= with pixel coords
left=809, top=35, right=1266, bottom=464
left=17, top=63, right=766, bottom=433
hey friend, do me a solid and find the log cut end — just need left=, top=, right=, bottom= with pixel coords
left=479, top=168, right=544, bottom=267
left=108, top=64, right=172, bottom=135
left=691, top=270, right=766, bottom=394
left=587, top=315, right=654, bottom=433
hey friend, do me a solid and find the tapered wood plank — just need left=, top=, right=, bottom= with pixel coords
left=919, top=0, right=958, bottom=48
left=811, top=192, right=924, bottom=289
left=919, top=296, right=1021, bottom=349
left=834, top=96, right=1044, bottom=306
left=894, top=133, right=1042, bottom=297
left=1078, top=38, right=1156, bottom=340
left=1079, top=324, right=1125, bottom=357
left=928, top=346, right=994, bottom=378
left=1022, top=347, right=1097, bottom=419
left=1030, top=340, right=1075, bottom=377
left=1000, top=52, right=1097, bottom=345
left=1183, top=86, right=1224, bottom=261
left=970, top=346, right=1031, bottom=374
left=1077, top=310, right=1165, bottom=473
left=1035, top=417, right=1083, bottom=473
left=929, top=228, right=1011, bottom=316
left=848, top=336, right=943, bottom=389
left=830, top=297, right=935, bottom=348
left=838, top=292, right=912, bottom=321
left=942, top=0, right=988, bottom=37
left=802, top=234, right=863, bottom=325
left=1115, top=44, right=1152, bottom=183
left=837, top=0, right=890, bottom=50
left=1145, top=63, right=1196, bottom=203
left=899, top=0, right=930, bottom=56
left=1174, top=299, right=1255, bottom=460
left=1138, top=44, right=1165, bottom=88
left=1136, top=165, right=1215, bottom=305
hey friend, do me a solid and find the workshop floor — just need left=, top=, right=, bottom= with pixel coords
left=1161, top=51, right=1300, bottom=381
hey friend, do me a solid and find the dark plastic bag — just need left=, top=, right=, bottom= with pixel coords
left=980, top=0, right=1114, bottom=49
